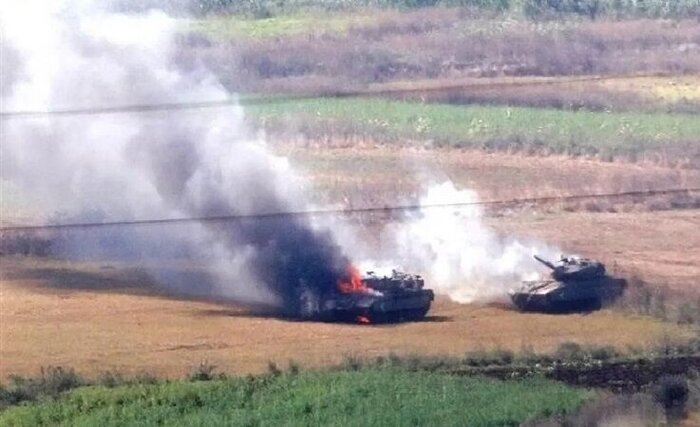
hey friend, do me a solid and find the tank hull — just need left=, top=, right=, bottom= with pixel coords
left=510, top=277, right=626, bottom=313
left=323, top=289, right=435, bottom=322
left=296, top=270, right=434, bottom=323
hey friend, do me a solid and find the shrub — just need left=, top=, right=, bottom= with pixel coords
left=96, top=370, right=125, bottom=388
left=267, top=361, right=282, bottom=375
left=652, top=375, right=689, bottom=418
left=132, top=372, right=159, bottom=385
left=653, top=292, right=668, bottom=321
left=588, top=345, right=619, bottom=361
left=523, top=0, right=604, bottom=18
left=96, top=370, right=159, bottom=387
left=342, top=355, right=364, bottom=371
left=464, top=349, right=515, bottom=366
left=0, top=367, right=83, bottom=408
left=129, top=0, right=700, bottom=18
left=188, top=361, right=218, bottom=381
left=555, top=342, right=586, bottom=362
left=677, top=303, right=698, bottom=325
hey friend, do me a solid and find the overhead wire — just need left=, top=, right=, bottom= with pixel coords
left=2, top=83, right=697, bottom=232
left=0, top=73, right=671, bottom=119
left=1, top=187, right=698, bottom=232
left=0, top=99, right=239, bottom=119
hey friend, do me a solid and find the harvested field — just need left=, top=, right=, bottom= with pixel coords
left=280, top=145, right=700, bottom=211
left=490, top=210, right=700, bottom=294
left=5, top=3, right=700, bottom=424
left=2, top=149, right=698, bottom=379
left=3, top=205, right=699, bottom=380
left=0, top=258, right=692, bottom=379
left=195, top=13, right=700, bottom=93
left=378, top=74, right=700, bottom=113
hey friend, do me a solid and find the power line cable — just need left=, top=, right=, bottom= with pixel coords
left=1, top=187, right=697, bottom=232
left=0, top=99, right=239, bottom=119
left=0, top=73, right=669, bottom=119
left=0, top=95, right=353, bottom=119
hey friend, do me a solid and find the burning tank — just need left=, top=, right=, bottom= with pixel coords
left=509, top=255, right=626, bottom=312
left=295, top=267, right=434, bottom=323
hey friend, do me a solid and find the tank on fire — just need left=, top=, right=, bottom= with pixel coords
left=509, top=255, right=626, bottom=312
left=295, top=270, right=434, bottom=322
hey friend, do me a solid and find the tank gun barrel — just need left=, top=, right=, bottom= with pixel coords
left=533, top=255, right=556, bottom=270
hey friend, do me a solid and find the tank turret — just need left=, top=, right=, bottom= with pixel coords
left=510, top=254, right=625, bottom=312
left=537, top=255, right=606, bottom=281
left=533, top=254, right=557, bottom=270
left=296, top=269, right=434, bottom=323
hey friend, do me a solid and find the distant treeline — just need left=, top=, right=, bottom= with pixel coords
left=110, top=0, right=700, bottom=18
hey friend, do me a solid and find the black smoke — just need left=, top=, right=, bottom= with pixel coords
left=0, top=0, right=353, bottom=315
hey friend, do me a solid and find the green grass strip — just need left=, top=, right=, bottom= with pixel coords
left=185, top=12, right=376, bottom=39
left=0, top=369, right=591, bottom=427
left=246, top=97, right=700, bottom=156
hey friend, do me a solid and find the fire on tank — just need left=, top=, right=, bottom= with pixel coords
left=509, top=254, right=627, bottom=313
left=294, top=266, right=434, bottom=323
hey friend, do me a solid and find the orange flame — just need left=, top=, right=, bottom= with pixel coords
left=337, top=264, right=368, bottom=294
left=356, top=315, right=371, bottom=324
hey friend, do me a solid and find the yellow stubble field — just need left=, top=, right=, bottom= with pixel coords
left=1, top=149, right=698, bottom=379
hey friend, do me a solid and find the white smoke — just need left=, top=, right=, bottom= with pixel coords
left=0, top=0, right=349, bottom=309
left=366, top=181, right=560, bottom=303
left=1, top=1, right=561, bottom=309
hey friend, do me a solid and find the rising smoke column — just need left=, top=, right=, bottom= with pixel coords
left=1, top=1, right=562, bottom=310
left=367, top=181, right=560, bottom=303
left=0, top=0, right=352, bottom=312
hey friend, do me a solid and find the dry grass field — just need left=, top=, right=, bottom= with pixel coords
left=0, top=259, right=692, bottom=380
left=1, top=148, right=698, bottom=379
left=2, top=144, right=700, bottom=379
left=198, top=12, right=700, bottom=94
left=282, top=144, right=700, bottom=211
left=491, top=210, right=700, bottom=294
left=376, top=74, right=700, bottom=113
left=3, top=6, right=700, bottom=387
left=3, top=4, right=700, bottom=425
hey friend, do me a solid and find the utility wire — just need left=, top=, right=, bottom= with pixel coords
left=0, top=95, right=352, bottom=119
left=1, top=187, right=698, bottom=232
left=0, top=96, right=337, bottom=119
left=0, top=99, right=239, bottom=119
left=0, top=73, right=668, bottom=119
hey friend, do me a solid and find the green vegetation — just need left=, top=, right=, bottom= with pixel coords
left=0, top=368, right=590, bottom=427
left=247, top=97, right=700, bottom=159
left=186, top=12, right=375, bottom=38
left=115, top=0, right=700, bottom=19
left=519, top=0, right=700, bottom=18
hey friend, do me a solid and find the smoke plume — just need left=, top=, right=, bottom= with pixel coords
left=365, top=181, right=560, bottom=303
left=0, top=0, right=352, bottom=313
left=1, top=1, right=560, bottom=311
